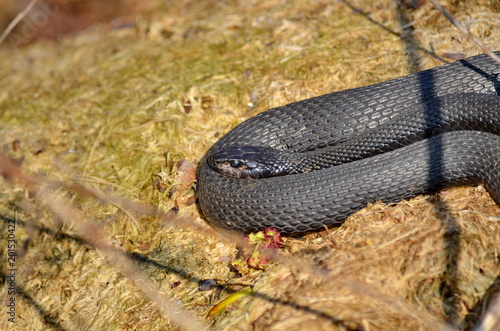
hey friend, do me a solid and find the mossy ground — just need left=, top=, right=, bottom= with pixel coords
left=0, top=0, right=499, bottom=330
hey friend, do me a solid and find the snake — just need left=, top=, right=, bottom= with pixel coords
left=196, top=52, right=500, bottom=235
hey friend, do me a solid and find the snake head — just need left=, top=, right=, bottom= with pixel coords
left=207, top=145, right=292, bottom=179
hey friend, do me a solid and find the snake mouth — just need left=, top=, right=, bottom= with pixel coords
left=211, top=160, right=252, bottom=179
left=208, top=159, right=273, bottom=179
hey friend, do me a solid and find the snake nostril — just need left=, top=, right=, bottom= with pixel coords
left=246, top=161, right=258, bottom=169
left=250, top=168, right=262, bottom=178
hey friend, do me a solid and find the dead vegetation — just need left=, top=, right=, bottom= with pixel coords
left=0, top=0, right=499, bottom=330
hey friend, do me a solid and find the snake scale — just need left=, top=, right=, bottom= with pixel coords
left=197, top=52, right=500, bottom=235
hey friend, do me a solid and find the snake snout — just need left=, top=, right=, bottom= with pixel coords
left=207, top=145, right=290, bottom=179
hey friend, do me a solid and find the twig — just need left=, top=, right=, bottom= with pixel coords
left=0, top=152, right=210, bottom=331
left=428, top=0, right=500, bottom=64
left=0, top=0, right=40, bottom=46
left=339, top=0, right=446, bottom=63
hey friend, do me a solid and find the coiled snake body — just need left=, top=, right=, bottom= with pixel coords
left=197, top=53, right=500, bottom=235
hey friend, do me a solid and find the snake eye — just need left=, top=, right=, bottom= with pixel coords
left=230, top=160, right=241, bottom=168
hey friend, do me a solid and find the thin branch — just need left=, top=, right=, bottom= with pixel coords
left=0, top=0, right=40, bottom=46
left=0, top=152, right=210, bottom=331
left=43, top=195, right=210, bottom=331
left=428, top=0, right=500, bottom=64
left=339, top=0, right=446, bottom=63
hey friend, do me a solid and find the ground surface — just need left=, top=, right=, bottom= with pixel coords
left=0, top=0, right=499, bottom=330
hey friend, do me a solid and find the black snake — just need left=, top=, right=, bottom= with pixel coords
left=196, top=52, right=500, bottom=235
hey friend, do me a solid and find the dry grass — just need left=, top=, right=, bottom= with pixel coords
left=0, top=0, right=499, bottom=330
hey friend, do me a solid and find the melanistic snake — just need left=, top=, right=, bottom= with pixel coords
left=197, top=52, right=500, bottom=235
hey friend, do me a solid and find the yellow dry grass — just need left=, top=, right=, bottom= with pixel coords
left=0, top=0, right=499, bottom=330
